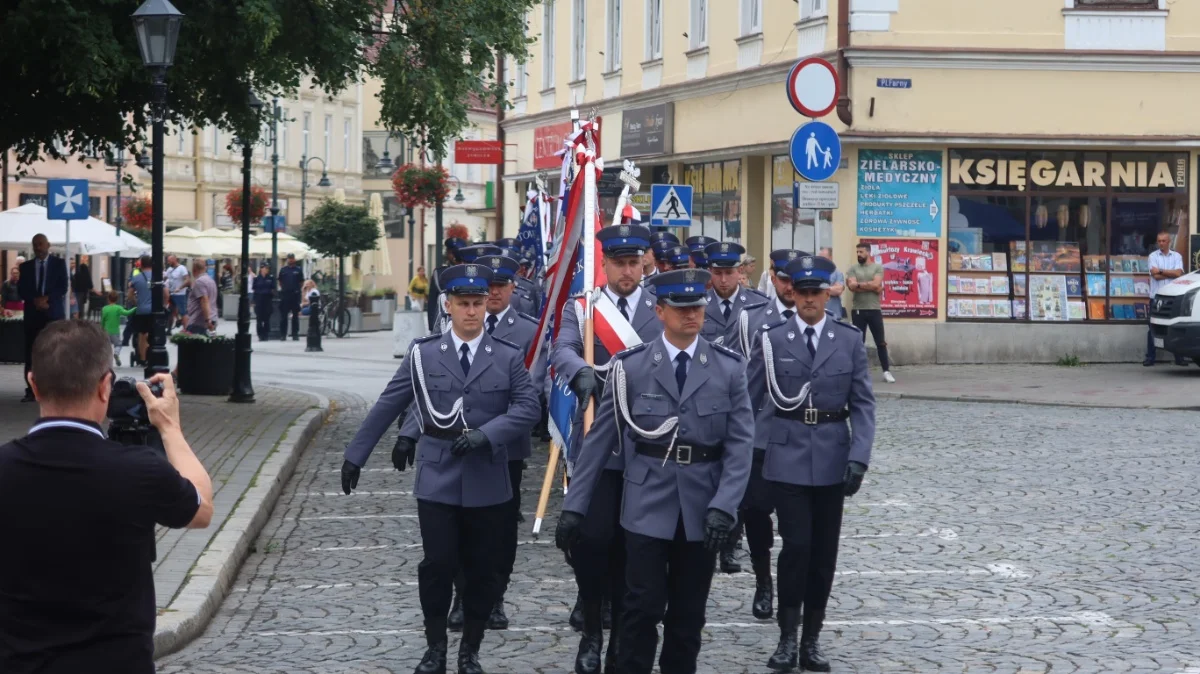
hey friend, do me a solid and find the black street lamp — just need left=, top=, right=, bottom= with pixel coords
left=299, top=155, right=331, bottom=225
left=104, top=148, right=129, bottom=291
left=266, top=98, right=284, bottom=341
left=230, top=91, right=262, bottom=403
left=132, top=0, right=184, bottom=379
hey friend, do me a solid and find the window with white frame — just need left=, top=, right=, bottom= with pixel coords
left=741, top=0, right=762, bottom=35
left=689, top=0, right=708, bottom=50
left=303, top=112, right=311, bottom=156
left=571, top=0, right=586, bottom=81
left=281, top=109, right=289, bottom=160
left=343, top=119, right=351, bottom=170
left=800, top=0, right=827, bottom=20
left=324, top=115, right=332, bottom=161
left=515, top=57, right=528, bottom=96
left=605, top=0, right=622, bottom=71
left=645, top=0, right=663, bottom=60
left=542, top=1, right=556, bottom=89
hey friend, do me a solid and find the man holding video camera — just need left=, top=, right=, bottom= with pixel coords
left=0, top=320, right=214, bottom=674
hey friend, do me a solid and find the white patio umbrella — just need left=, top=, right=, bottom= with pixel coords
left=359, top=193, right=393, bottom=279
left=250, top=232, right=313, bottom=260
left=161, top=226, right=206, bottom=257
left=194, top=227, right=243, bottom=259
left=0, top=203, right=148, bottom=257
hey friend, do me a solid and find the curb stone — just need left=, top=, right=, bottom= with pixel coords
left=152, top=397, right=331, bottom=658
left=874, top=390, right=1196, bottom=411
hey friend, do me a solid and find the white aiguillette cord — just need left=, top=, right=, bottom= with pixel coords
left=610, top=359, right=680, bottom=466
left=409, top=345, right=468, bottom=431
left=738, top=310, right=751, bottom=357
left=762, top=333, right=812, bottom=412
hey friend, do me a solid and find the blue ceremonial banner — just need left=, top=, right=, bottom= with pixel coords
left=518, top=196, right=545, bottom=275
left=548, top=370, right=578, bottom=462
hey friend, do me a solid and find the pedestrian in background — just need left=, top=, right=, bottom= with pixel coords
left=2, top=266, right=22, bottom=312
left=277, top=254, right=304, bottom=341
left=1146, top=230, right=1186, bottom=366
left=739, top=254, right=757, bottom=289
left=847, top=241, right=896, bottom=383
left=164, top=255, right=189, bottom=332
left=101, top=291, right=136, bottom=367
left=18, top=234, right=68, bottom=402
left=252, top=265, right=274, bottom=342
left=217, top=261, right=235, bottom=318
left=71, top=257, right=94, bottom=319
left=409, top=266, right=429, bottom=312
left=185, top=259, right=217, bottom=336
left=819, top=247, right=847, bottom=320
left=300, top=280, right=319, bottom=316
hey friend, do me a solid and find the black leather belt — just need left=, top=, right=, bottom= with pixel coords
left=635, top=442, right=724, bottom=465
left=423, top=426, right=467, bottom=441
left=776, top=407, right=849, bottom=425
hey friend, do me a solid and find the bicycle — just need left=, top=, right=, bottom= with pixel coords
left=321, top=294, right=352, bottom=338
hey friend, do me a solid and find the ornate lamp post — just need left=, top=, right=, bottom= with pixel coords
left=299, top=155, right=331, bottom=225
left=104, top=148, right=129, bottom=291
left=230, top=91, right=263, bottom=403
left=131, top=0, right=184, bottom=378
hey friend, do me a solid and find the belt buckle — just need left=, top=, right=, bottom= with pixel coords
left=804, top=408, right=818, bottom=425
left=675, top=444, right=693, bottom=465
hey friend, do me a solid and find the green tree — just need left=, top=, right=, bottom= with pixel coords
left=296, top=199, right=380, bottom=302
left=0, top=0, right=535, bottom=166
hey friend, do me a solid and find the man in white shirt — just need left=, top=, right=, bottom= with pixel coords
left=1146, top=231, right=1185, bottom=367
left=164, top=256, right=190, bottom=331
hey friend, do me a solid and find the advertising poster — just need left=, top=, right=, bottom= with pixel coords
left=860, top=239, right=940, bottom=318
left=857, top=149, right=944, bottom=237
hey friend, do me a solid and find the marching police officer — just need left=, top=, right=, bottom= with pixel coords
left=746, top=254, right=876, bottom=672
left=342, top=263, right=541, bottom=674
left=552, top=223, right=663, bottom=673
left=496, top=239, right=541, bottom=315
left=393, top=254, right=542, bottom=633
left=685, top=235, right=716, bottom=254
left=556, top=268, right=753, bottom=674
left=426, top=237, right=467, bottom=333
left=689, top=249, right=709, bottom=269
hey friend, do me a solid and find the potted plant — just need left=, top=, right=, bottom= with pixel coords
left=224, top=185, right=269, bottom=225
left=170, top=332, right=235, bottom=396
left=121, top=196, right=154, bottom=240
left=391, top=163, right=450, bottom=209
left=0, top=313, right=23, bottom=363
left=370, top=287, right=397, bottom=328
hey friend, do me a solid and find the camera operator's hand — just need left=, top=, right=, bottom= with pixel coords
left=137, top=373, right=180, bottom=433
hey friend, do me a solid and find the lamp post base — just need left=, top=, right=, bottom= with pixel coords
left=267, top=296, right=283, bottom=340
left=144, top=312, right=171, bottom=379
left=229, top=331, right=255, bottom=402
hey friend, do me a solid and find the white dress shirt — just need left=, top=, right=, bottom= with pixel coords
left=605, top=285, right=644, bottom=322
left=1148, top=249, right=1184, bottom=297
left=487, top=305, right=511, bottom=329
left=795, top=313, right=828, bottom=351
left=450, top=329, right=484, bottom=365
left=661, top=334, right=699, bottom=375
left=775, top=297, right=796, bottom=318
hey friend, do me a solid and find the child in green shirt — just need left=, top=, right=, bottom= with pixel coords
left=101, top=291, right=136, bottom=366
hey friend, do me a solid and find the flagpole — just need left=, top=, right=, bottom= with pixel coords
left=532, top=440, right=560, bottom=535
left=581, top=115, right=598, bottom=433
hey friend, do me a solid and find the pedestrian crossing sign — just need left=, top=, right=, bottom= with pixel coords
left=650, top=184, right=693, bottom=226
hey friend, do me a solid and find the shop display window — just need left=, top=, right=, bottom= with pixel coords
left=683, top=160, right=741, bottom=243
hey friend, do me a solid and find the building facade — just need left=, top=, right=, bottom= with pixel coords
left=500, top=0, right=1200, bottom=363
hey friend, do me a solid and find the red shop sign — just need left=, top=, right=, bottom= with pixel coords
left=454, top=140, right=504, bottom=165
left=533, top=118, right=602, bottom=170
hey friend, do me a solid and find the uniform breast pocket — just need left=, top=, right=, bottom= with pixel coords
left=695, top=394, right=733, bottom=437
left=477, top=377, right=511, bottom=412
left=632, top=397, right=672, bottom=426
left=824, top=360, right=853, bottom=393
left=425, top=375, right=453, bottom=393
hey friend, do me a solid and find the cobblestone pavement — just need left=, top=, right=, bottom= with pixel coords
left=0, top=365, right=318, bottom=609
left=157, top=395, right=1200, bottom=674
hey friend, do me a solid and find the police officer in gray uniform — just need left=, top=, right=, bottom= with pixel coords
left=556, top=268, right=754, bottom=674
left=341, top=263, right=541, bottom=674
left=552, top=223, right=663, bottom=673
left=426, top=237, right=467, bottom=333
left=496, top=239, right=540, bottom=316
left=746, top=254, right=876, bottom=673
left=393, top=254, right=543, bottom=634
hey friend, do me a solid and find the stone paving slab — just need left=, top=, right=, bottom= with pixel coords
left=872, top=362, right=1200, bottom=409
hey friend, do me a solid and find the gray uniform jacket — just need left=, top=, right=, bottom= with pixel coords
left=700, top=288, right=767, bottom=351
left=563, top=338, right=754, bottom=542
left=746, top=318, right=876, bottom=487
left=400, top=309, right=543, bottom=461
left=552, top=289, right=664, bottom=472
left=516, top=277, right=542, bottom=315
left=344, top=332, right=541, bottom=507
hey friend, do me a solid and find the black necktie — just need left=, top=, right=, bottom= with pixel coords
left=722, top=299, right=732, bottom=321
left=486, top=314, right=498, bottom=335
left=783, top=309, right=795, bottom=321
left=37, top=260, right=44, bottom=295
left=618, top=297, right=629, bottom=321
left=804, top=327, right=816, bottom=358
left=674, top=352, right=690, bottom=393
left=459, top=344, right=471, bottom=375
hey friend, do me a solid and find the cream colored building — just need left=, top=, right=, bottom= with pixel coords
left=501, top=0, right=1200, bottom=363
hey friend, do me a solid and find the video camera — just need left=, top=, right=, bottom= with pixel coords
left=106, top=376, right=164, bottom=450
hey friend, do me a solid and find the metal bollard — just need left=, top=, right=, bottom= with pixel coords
left=305, top=296, right=323, bottom=352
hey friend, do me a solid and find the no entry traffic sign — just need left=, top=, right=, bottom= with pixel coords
left=785, top=57, right=839, bottom=118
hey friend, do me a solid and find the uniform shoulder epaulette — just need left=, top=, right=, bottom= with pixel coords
left=710, top=342, right=744, bottom=362
left=745, top=288, right=770, bottom=302
left=761, top=321, right=790, bottom=333
left=613, top=342, right=651, bottom=360
left=832, top=316, right=862, bottom=334
left=517, top=311, right=539, bottom=324
left=490, top=336, right=521, bottom=351
left=413, top=333, right=441, bottom=345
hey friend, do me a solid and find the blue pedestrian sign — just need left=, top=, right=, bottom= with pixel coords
left=262, top=215, right=287, bottom=233
left=47, top=179, right=89, bottom=220
left=789, top=121, right=841, bottom=183
left=650, top=184, right=693, bottom=226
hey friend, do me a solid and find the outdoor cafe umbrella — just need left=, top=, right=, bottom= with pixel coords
left=250, top=232, right=313, bottom=260
left=161, top=226, right=207, bottom=257
left=359, top=192, right=393, bottom=278
left=0, top=203, right=148, bottom=257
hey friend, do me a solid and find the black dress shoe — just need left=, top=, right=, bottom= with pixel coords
left=751, top=555, right=774, bottom=620
left=799, top=636, right=831, bottom=672
left=719, top=546, right=742, bottom=574
left=458, top=621, right=486, bottom=674
left=767, top=608, right=800, bottom=671
left=601, top=597, right=612, bottom=631
left=575, top=633, right=602, bottom=674
left=447, top=594, right=465, bottom=632
left=486, top=600, right=509, bottom=630
left=1143, top=360, right=1155, bottom=367
left=569, top=594, right=584, bottom=631
left=414, top=640, right=448, bottom=674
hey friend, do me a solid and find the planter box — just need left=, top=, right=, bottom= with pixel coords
left=0, top=320, right=24, bottom=364
left=392, top=310, right=429, bottom=357
left=371, top=298, right=397, bottom=328
left=222, top=294, right=242, bottom=320
left=175, top=338, right=235, bottom=396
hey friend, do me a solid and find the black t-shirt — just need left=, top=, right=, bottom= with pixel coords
left=0, top=419, right=201, bottom=674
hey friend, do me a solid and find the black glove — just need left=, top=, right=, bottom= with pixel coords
left=703, top=509, right=736, bottom=553
left=843, top=461, right=867, bottom=497
left=570, top=367, right=596, bottom=401
left=450, top=429, right=490, bottom=457
left=392, top=436, right=416, bottom=471
left=555, top=510, right=585, bottom=554
left=340, top=460, right=361, bottom=495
